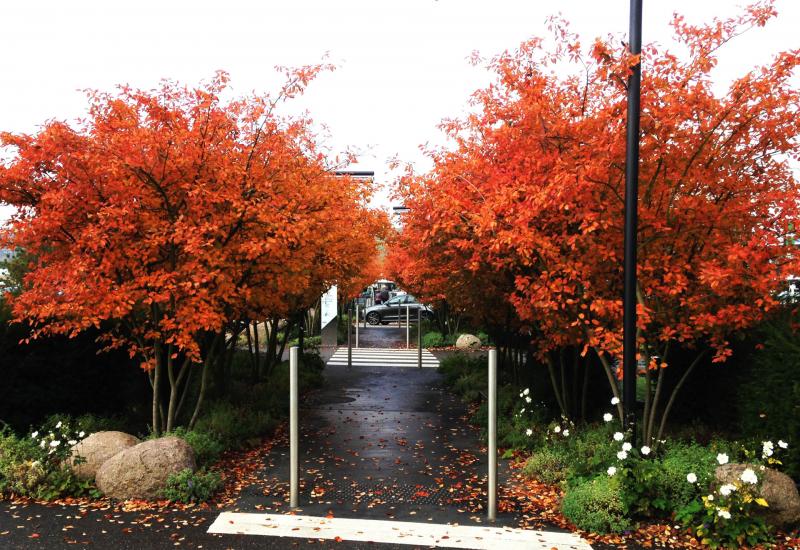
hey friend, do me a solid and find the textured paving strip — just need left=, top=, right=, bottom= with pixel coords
left=327, top=347, right=440, bottom=368
left=208, top=512, right=593, bottom=549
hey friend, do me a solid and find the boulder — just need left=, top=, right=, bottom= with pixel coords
left=96, top=436, right=195, bottom=500
left=455, top=333, right=481, bottom=350
left=68, top=431, right=140, bottom=480
left=715, top=463, right=800, bottom=529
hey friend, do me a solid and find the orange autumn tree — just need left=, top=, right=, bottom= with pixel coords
left=0, top=69, right=385, bottom=434
left=395, top=2, right=800, bottom=442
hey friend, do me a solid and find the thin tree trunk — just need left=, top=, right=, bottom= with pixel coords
left=253, top=320, right=261, bottom=380
left=276, top=319, right=293, bottom=368
left=546, top=354, right=568, bottom=416
left=646, top=341, right=670, bottom=445
left=189, top=334, right=222, bottom=429
left=246, top=320, right=255, bottom=378
left=166, top=355, right=191, bottom=433
left=594, top=349, right=624, bottom=421
left=655, top=350, right=708, bottom=443
left=152, top=344, right=163, bottom=437
left=643, top=357, right=653, bottom=442
left=173, top=363, right=195, bottom=425
left=581, top=353, right=590, bottom=421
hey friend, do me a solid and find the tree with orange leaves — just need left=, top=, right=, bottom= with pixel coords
left=394, top=2, right=800, bottom=442
left=0, top=68, right=387, bottom=434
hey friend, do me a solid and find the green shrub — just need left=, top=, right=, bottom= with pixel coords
left=193, top=401, right=275, bottom=449
left=422, top=331, right=444, bottom=348
left=655, top=442, right=721, bottom=509
left=0, top=425, right=94, bottom=500
left=170, top=428, right=225, bottom=467
left=523, top=447, right=570, bottom=484
left=561, top=423, right=619, bottom=482
left=477, top=331, right=490, bottom=345
left=562, top=475, right=631, bottom=533
left=736, top=313, right=800, bottom=479
left=162, top=468, right=221, bottom=503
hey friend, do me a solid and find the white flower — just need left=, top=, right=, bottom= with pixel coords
left=67, top=440, right=77, bottom=446
left=525, top=396, right=532, bottom=403
left=707, top=494, right=714, bottom=502
left=641, top=446, right=651, bottom=456
left=740, top=468, right=758, bottom=485
left=520, top=408, right=526, bottom=413
left=55, top=421, right=62, bottom=429
left=617, top=450, right=628, bottom=460
left=553, top=426, right=561, bottom=434
left=607, top=466, right=617, bottom=476
left=611, top=397, right=620, bottom=405
left=49, top=440, right=60, bottom=447
left=39, top=440, right=46, bottom=449
left=613, top=432, right=624, bottom=442
left=562, top=429, right=570, bottom=437
left=31, top=431, right=39, bottom=439
left=716, top=453, right=729, bottom=465
left=622, top=442, right=632, bottom=452
left=717, top=509, right=731, bottom=520
left=687, top=473, right=697, bottom=484
left=523, top=388, right=530, bottom=396
left=762, top=441, right=774, bottom=458
left=603, top=413, right=613, bottom=423
left=719, top=484, right=736, bottom=496
left=78, top=431, right=85, bottom=438
left=525, top=428, right=533, bottom=436
left=778, top=440, right=788, bottom=449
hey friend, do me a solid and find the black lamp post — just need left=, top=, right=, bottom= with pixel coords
left=623, top=0, right=643, bottom=445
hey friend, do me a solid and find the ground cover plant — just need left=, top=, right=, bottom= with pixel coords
left=440, top=351, right=799, bottom=548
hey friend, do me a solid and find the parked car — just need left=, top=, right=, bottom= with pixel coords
left=363, top=294, right=434, bottom=325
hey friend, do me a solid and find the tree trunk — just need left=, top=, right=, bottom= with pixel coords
left=152, top=345, right=163, bottom=437
left=594, top=349, right=624, bottom=422
left=189, top=334, right=222, bottom=429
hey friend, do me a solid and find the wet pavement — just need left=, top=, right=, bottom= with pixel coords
left=0, top=325, right=570, bottom=549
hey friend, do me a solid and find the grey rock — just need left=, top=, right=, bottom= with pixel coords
left=95, top=436, right=195, bottom=500
left=68, top=431, right=140, bottom=481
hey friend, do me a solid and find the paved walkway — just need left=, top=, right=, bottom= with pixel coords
left=0, top=324, right=591, bottom=549
left=215, top=325, right=590, bottom=548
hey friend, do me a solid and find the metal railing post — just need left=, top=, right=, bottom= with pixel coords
left=347, top=303, right=352, bottom=369
left=355, top=304, right=359, bottom=348
left=417, top=308, right=422, bottom=368
left=290, top=346, right=299, bottom=508
left=406, top=305, right=410, bottom=349
left=488, top=348, right=497, bottom=521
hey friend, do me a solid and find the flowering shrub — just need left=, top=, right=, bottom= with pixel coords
left=675, top=441, right=790, bottom=548
left=0, top=421, right=92, bottom=500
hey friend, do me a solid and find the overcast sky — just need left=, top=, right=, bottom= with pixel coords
left=1, top=0, right=798, bottom=218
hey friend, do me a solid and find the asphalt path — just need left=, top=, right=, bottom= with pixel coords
left=0, top=325, right=569, bottom=549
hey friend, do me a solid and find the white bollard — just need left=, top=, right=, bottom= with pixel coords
left=488, top=348, right=497, bottom=521
left=355, top=304, right=360, bottom=348
left=290, top=346, right=299, bottom=508
left=406, top=305, right=410, bottom=348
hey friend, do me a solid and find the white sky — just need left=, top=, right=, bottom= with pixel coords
left=1, top=0, right=798, bottom=219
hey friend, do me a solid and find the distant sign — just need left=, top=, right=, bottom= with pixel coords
left=320, top=285, right=337, bottom=328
